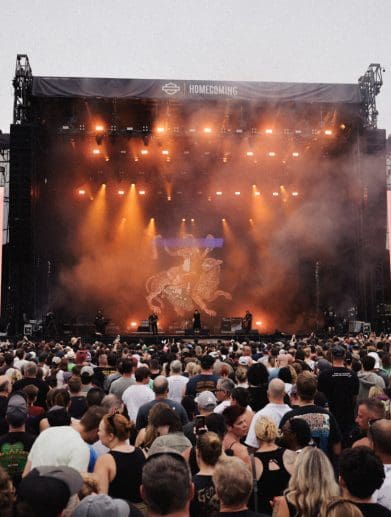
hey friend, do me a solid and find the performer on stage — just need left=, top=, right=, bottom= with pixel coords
left=242, top=309, right=252, bottom=332
left=148, top=311, right=159, bottom=335
left=94, top=309, right=107, bottom=335
left=193, top=309, right=202, bottom=332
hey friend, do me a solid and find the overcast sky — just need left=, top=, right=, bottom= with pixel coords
left=1, top=0, right=390, bottom=134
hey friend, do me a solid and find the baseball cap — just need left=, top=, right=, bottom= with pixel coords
left=80, top=365, right=94, bottom=376
left=6, top=393, right=27, bottom=426
left=18, top=466, right=83, bottom=516
left=368, top=352, right=381, bottom=370
left=331, top=345, right=346, bottom=358
left=238, top=356, right=251, bottom=366
left=72, top=494, right=129, bottom=517
left=195, top=390, right=217, bottom=408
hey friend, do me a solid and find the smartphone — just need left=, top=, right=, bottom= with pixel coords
left=194, top=415, right=207, bottom=435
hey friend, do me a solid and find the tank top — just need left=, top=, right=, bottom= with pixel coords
left=253, top=447, right=291, bottom=515
left=108, top=448, right=145, bottom=502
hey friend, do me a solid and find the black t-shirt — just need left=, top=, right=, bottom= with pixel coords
left=354, top=502, right=391, bottom=517
left=186, top=374, right=219, bottom=399
left=0, top=431, right=36, bottom=486
left=318, top=367, right=359, bottom=428
left=279, top=405, right=341, bottom=454
left=190, top=474, right=220, bottom=517
left=69, top=396, right=89, bottom=419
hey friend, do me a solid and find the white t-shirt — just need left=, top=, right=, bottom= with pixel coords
left=122, top=384, right=154, bottom=422
left=375, top=464, right=391, bottom=510
left=28, top=426, right=90, bottom=471
left=245, top=402, right=291, bottom=449
left=168, top=375, right=189, bottom=404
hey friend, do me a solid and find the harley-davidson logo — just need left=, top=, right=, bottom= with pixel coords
left=162, top=82, right=180, bottom=95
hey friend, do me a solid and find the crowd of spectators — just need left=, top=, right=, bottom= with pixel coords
left=0, top=331, right=389, bottom=516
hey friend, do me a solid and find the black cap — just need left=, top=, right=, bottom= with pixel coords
left=331, top=345, right=346, bottom=358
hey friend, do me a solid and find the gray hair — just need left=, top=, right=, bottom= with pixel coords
left=170, top=360, right=182, bottom=374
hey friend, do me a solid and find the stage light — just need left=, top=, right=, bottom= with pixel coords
left=92, top=149, right=101, bottom=155
left=340, top=123, right=346, bottom=129
left=78, top=189, right=86, bottom=196
left=182, top=218, right=186, bottom=222
left=167, top=196, right=172, bottom=201
left=272, top=192, right=279, bottom=197
left=246, top=151, right=254, bottom=157
left=130, top=321, right=137, bottom=328
left=222, top=218, right=226, bottom=222
left=203, top=127, right=212, bottom=133
left=189, top=128, right=196, bottom=133
left=162, top=150, right=169, bottom=155
left=141, top=149, right=148, bottom=155
left=95, top=125, right=104, bottom=132
left=256, top=321, right=263, bottom=326
left=254, top=191, right=261, bottom=196
left=156, top=127, right=165, bottom=133
left=191, top=218, right=195, bottom=222
left=134, top=157, right=139, bottom=162
left=268, top=151, right=276, bottom=157
left=236, top=128, right=244, bottom=134
left=292, top=152, right=300, bottom=157
left=120, top=150, right=127, bottom=154
left=216, top=191, right=223, bottom=196
left=105, top=157, right=110, bottom=162
left=139, top=190, right=146, bottom=195
left=61, top=125, right=70, bottom=130
left=265, top=128, right=273, bottom=134
left=292, top=191, right=299, bottom=196
left=234, top=191, right=241, bottom=196
left=295, top=129, right=302, bottom=134
left=324, top=129, right=333, bottom=136
left=118, top=190, right=125, bottom=196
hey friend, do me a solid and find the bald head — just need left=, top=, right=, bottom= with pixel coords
left=267, top=378, right=286, bottom=402
left=370, top=419, right=391, bottom=458
left=153, top=375, right=169, bottom=395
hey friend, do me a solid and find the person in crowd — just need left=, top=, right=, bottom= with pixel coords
left=231, top=387, right=254, bottom=429
left=213, top=456, right=268, bottom=517
left=321, top=498, right=365, bottom=517
left=16, top=465, right=83, bottom=517
left=246, top=378, right=291, bottom=449
left=141, top=451, right=194, bottom=517
left=22, top=384, right=44, bottom=419
left=251, top=416, right=296, bottom=515
left=86, top=386, right=105, bottom=407
left=12, top=362, right=49, bottom=409
left=184, top=361, right=202, bottom=379
left=136, top=375, right=189, bottom=430
left=214, top=378, right=235, bottom=414
left=0, top=393, right=36, bottom=487
left=109, top=358, right=135, bottom=399
left=222, top=405, right=250, bottom=466
left=339, top=446, right=391, bottom=516
left=122, top=366, right=154, bottom=423
left=358, top=355, right=386, bottom=402
left=183, top=390, right=217, bottom=445
left=353, top=398, right=386, bottom=448
left=367, top=419, right=391, bottom=510
left=186, top=355, right=219, bottom=398
left=68, top=375, right=89, bottom=419
left=0, top=466, right=13, bottom=517
left=168, top=359, right=189, bottom=404
left=190, top=431, right=222, bottom=517
left=273, top=446, right=340, bottom=517
left=235, top=365, right=249, bottom=388
left=246, top=363, right=269, bottom=412
left=279, top=372, right=342, bottom=457
left=147, top=405, right=192, bottom=455
left=94, top=412, right=146, bottom=512
left=0, top=375, right=11, bottom=435
left=318, top=344, right=359, bottom=447
left=80, top=365, right=96, bottom=395
left=39, top=387, right=71, bottom=432
left=280, top=417, right=313, bottom=452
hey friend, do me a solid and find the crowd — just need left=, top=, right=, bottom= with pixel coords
left=0, top=332, right=389, bottom=516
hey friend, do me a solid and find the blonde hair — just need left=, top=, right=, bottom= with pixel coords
left=321, top=497, right=363, bottom=517
left=285, top=447, right=340, bottom=517
left=254, top=416, right=281, bottom=443
left=185, top=361, right=201, bottom=377
left=235, top=365, right=248, bottom=384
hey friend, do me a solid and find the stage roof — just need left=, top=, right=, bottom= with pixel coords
left=32, top=76, right=362, bottom=105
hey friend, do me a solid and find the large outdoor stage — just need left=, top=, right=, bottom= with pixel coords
left=4, top=56, right=389, bottom=336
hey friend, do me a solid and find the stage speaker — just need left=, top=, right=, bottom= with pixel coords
left=220, top=318, right=231, bottom=331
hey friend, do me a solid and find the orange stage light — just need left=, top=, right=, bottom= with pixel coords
left=167, top=196, right=172, bottom=201
left=246, top=151, right=254, bottom=157
left=216, top=191, right=223, bottom=196
left=162, top=150, right=169, bottom=155
left=292, top=192, right=299, bottom=196
left=324, top=129, right=333, bottom=136
left=156, top=127, right=165, bottom=133
left=118, top=190, right=125, bottom=196
left=92, top=149, right=101, bottom=155
left=268, top=151, right=276, bottom=157
left=256, top=321, right=263, bottom=326
left=140, top=149, right=148, bottom=155
left=203, top=127, right=212, bottom=133
left=272, top=192, right=279, bottom=197
left=265, top=128, right=273, bottom=134
left=95, top=125, right=104, bottom=132
left=139, top=190, right=146, bottom=195
left=292, top=152, right=300, bottom=157
left=222, top=218, right=226, bottom=222
left=191, top=218, right=195, bottom=222
left=130, top=321, right=137, bottom=328
left=234, top=192, right=241, bottom=196
left=78, top=189, right=86, bottom=196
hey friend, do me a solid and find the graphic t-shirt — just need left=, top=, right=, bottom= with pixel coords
left=186, top=374, right=219, bottom=398
left=0, top=431, right=36, bottom=486
left=190, top=474, right=220, bottom=517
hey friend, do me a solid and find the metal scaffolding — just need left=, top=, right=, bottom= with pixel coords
left=358, top=64, right=384, bottom=129
left=13, top=54, right=33, bottom=124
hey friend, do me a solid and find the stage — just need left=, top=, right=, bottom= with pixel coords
left=4, top=56, right=389, bottom=335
